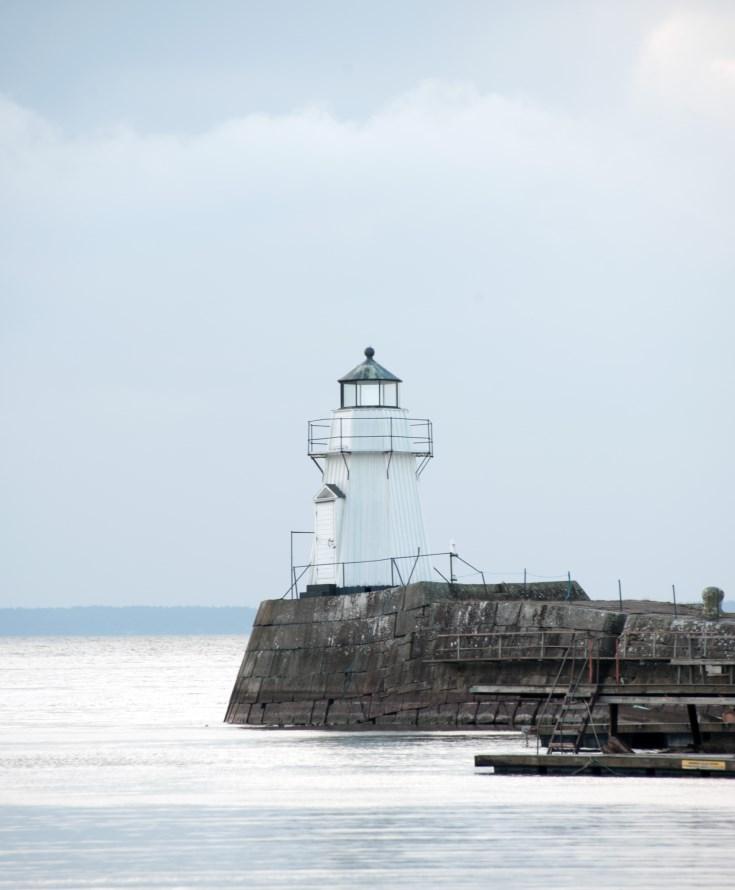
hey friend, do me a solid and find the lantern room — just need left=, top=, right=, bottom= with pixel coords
left=338, top=346, right=401, bottom=409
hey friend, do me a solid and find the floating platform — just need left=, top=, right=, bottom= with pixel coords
left=475, top=752, right=735, bottom=777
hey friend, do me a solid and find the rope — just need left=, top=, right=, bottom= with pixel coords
left=569, top=757, right=622, bottom=777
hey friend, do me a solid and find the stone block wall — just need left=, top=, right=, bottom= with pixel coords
left=225, top=580, right=627, bottom=729
left=226, top=581, right=735, bottom=729
left=615, top=612, right=735, bottom=687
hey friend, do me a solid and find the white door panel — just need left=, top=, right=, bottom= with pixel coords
left=314, top=500, right=337, bottom=582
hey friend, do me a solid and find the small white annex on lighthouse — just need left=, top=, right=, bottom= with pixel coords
left=306, top=348, right=433, bottom=592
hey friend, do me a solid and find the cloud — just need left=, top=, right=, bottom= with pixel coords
left=636, top=10, right=735, bottom=123
left=1, top=62, right=734, bottom=605
left=0, top=82, right=578, bottom=214
left=0, top=61, right=731, bottom=238
left=0, top=76, right=642, bottom=223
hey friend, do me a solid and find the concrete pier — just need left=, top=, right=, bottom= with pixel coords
left=226, top=580, right=608, bottom=728
left=225, top=581, right=735, bottom=737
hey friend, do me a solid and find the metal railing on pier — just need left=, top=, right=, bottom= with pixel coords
left=430, top=629, right=735, bottom=685
left=431, top=630, right=615, bottom=666
left=283, top=550, right=489, bottom=599
left=617, top=628, right=735, bottom=662
left=432, top=629, right=735, bottom=663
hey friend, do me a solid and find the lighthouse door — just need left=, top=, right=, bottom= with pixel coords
left=314, top=499, right=337, bottom=583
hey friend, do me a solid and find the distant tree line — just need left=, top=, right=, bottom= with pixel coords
left=0, top=606, right=256, bottom=636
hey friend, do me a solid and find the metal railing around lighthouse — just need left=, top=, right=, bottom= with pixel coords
left=283, top=550, right=489, bottom=599
left=307, top=416, right=433, bottom=477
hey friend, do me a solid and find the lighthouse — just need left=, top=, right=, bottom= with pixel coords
left=306, top=348, right=434, bottom=593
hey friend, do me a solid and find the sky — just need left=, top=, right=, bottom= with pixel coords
left=1, top=1, right=733, bottom=607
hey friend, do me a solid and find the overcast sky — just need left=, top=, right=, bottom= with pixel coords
left=1, top=1, right=733, bottom=607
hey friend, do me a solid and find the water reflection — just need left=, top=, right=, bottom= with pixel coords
left=1, top=636, right=734, bottom=888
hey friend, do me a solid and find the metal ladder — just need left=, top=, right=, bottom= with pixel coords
left=534, top=641, right=602, bottom=755
left=546, top=657, right=602, bottom=754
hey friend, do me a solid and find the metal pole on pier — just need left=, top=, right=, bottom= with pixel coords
left=290, top=531, right=313, bottom=598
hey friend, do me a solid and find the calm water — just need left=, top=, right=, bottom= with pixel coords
left=1, top=636, right=734, bottom=889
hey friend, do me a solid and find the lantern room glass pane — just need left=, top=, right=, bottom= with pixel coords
left=359, top=382, right=380, bottom=406
left=381, top=382, right=398, bottom=407
left=342, top=383, right=357, bottom=407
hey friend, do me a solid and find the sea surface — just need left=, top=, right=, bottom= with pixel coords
left=1, top=635, right=734, bottom=889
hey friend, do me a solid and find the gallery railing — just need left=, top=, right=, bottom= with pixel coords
left=308, top=417, right=433, bottom=475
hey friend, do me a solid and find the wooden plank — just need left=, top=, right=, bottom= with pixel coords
left=670, top=659, right=735, bottom=666
left=469, top=685, right=561, bottom=695
left=471, top=684, right=735, bottom=697
left=474, top=753, right=735, bottom=777
left=424, top=650, right=576, bottom=664
left=600, top=684, right=735, bottom=694
left=598, top=695, right=735, bottom=705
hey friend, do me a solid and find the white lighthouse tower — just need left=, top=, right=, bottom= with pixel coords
left=307, top=347, right=434, bottom=592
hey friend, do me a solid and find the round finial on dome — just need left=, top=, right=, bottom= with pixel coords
left=364, top=346, right=375, bottom=359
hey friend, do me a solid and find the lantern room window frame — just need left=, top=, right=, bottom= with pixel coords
left=340, top=381, right=399, bottom=409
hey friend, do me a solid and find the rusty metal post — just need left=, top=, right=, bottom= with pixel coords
left=688, top=704, right=702, bottom=751
left=588, top=638, right=594, bottom=684
left=609, top=703, right=619, bottom=737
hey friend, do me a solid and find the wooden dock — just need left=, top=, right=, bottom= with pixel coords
left=468, top=681, right=735, bottom=751
left=475, top=752, right=735, bottom=777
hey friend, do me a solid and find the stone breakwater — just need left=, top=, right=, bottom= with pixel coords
left=225, top=581, right=735, bottom=729
left=226, top=581, right=601, bottom=728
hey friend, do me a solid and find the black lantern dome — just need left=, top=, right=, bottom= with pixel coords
left=338, top=347, right=401, bottom=408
